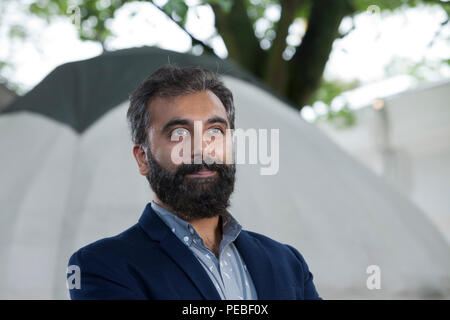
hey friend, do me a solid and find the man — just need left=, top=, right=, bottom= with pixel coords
left=67, top=64, right=321, bottom=300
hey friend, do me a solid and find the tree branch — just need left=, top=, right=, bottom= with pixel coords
left=149, top=1, right=218, bottom=57
left=428, top=16, right=449, bottom=47
left=264, top=0, right=303, bottom=93
left=209, top=0, right=264, bottom=75
left=286, top=0, right=355, bottom=109
left=422, top=0, right=450, bottom=5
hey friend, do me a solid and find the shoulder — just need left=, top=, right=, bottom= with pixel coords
left=241, top=229, right=309, bottom=266
left=68, top=223, right=151, bottom=269
left=67, top=224, right=151, bottom=299
left=241, top=230, right=322, bottom=300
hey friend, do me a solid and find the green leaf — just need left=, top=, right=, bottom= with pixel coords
left=9, top=25, right=27, bottom=40
left=204, top=0, right=233, bottom=14
left=163, top=0, right=189, bottom=23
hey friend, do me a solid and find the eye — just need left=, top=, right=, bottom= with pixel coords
left=170, top=128, right=189, bottom=140
left=204, top=127, right=224, bottom=142
left=207, top=127, right=224, bottom=135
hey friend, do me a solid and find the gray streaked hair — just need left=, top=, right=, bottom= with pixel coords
left=127, top=64, right=235, bottom=147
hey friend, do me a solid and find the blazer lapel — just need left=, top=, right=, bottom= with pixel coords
left=234, top=231, right=278, bottom=299
left=138, top=203, right=221, bottom=300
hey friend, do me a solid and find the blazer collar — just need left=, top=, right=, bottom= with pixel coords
left=234, top=231, right=278, bottom=299
left=137, top=202, right=277, bottom=300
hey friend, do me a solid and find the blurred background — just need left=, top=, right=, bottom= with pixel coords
left=0, top=0, right=449, bottom=299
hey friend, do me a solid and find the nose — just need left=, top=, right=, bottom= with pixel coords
left=191, top=135, right=210, bottom=164
left=191, top=120, right=218, bottom=164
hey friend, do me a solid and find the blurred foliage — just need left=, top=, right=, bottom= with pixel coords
left=310, top=79, right=359, bottom=129
left=8, top=25, right=28, bottom=40
left=386, top=56, right=450, bottom=82
left=0, top=60, right=24, bottom=95
left=316, top=105, right=356, bottom=130
left=1, top=0, right=449, bottom=126
left=310, top=79, right=360, bottom=106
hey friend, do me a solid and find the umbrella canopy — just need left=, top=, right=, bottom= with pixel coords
left=1, top=46, right=449, bottom=299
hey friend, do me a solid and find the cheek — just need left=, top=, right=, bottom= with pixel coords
left=155, top=145, right=182, bottom=171
left=149, top=133, right=180, bottom=169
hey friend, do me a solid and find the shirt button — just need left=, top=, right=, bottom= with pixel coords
left=189, top=227, right=194, bottom=234
left=183, top=236, right=189, bottom=242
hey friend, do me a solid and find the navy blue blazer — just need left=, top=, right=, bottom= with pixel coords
left=67, top=203, right=321, bottom=300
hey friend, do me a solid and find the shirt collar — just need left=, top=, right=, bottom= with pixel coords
left=150, top=200, right=242, bottom=248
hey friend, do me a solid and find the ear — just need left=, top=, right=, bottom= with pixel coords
left=133, top=145, right=149, bottom=176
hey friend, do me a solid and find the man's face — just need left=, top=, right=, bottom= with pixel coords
left=135, top=90, right=236, bottom=220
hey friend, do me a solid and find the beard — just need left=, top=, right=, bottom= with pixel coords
left=145, top=147, right=236, bottom=221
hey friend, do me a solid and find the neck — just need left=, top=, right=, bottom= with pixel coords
left=191, top=215, right=223, bottom=257
left=154, top=197, right=224, bottom=257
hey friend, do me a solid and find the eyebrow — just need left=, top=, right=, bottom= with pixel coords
left=161, top=116, right=229, bottom=134
left=161, top=118, right=190, bottom=134
left=206, top=116, right=228, bottom=127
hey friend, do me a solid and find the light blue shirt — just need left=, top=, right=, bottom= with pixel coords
left=151, top=201, right=258, bottom=300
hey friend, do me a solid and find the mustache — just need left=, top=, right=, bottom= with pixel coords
left=175, top=160, right=231, bottom=177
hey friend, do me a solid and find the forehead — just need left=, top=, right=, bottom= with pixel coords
left=147, top=90, right=229, bottom=128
